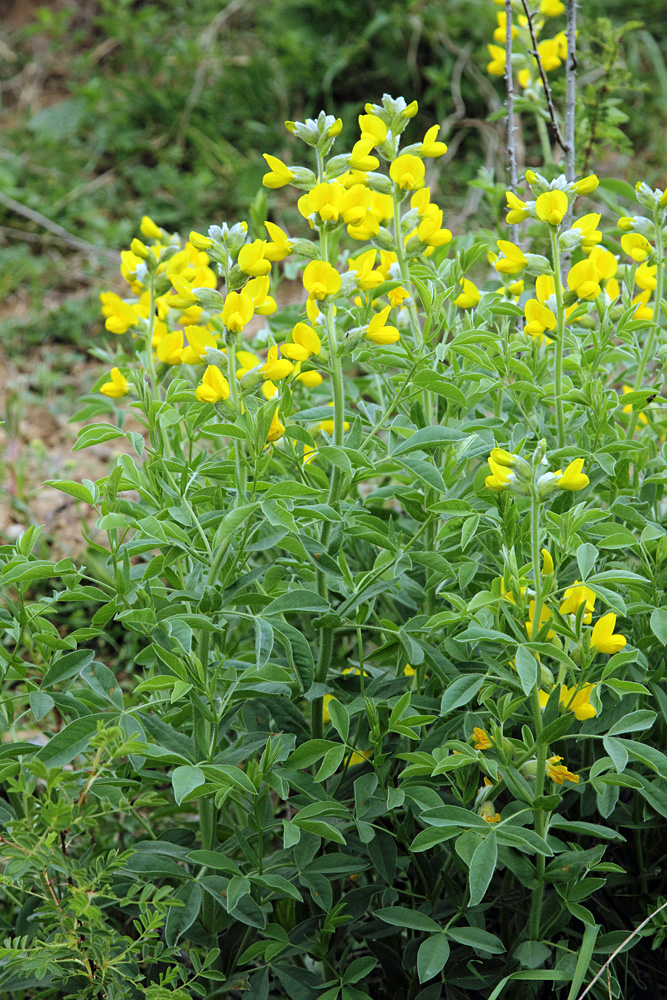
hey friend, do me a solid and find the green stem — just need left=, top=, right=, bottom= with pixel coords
left=550, top=229, right=566, bottom=449
left=312, top=231, right=345, bottom=739
left=626, top=224, right=664, bottom=440
left=528, top=488, right=549, bottom=940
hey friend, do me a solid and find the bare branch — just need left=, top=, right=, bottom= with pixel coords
left=520, top=0, right=567, bottom=154
left=565, top=0, right=577, bottom=181
left=0, top=190, right=117, bottom=263
left=504, top=0, right=519, bottom=241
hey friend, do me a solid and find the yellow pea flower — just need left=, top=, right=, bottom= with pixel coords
left=506, top=191, right=529, bottom=225
left=540, top=0, right=565, bottom=15
left=348, top=248, right=384, bottom=290
left=303, top=260, right=341, bottom=300
left=560, top=581, right=596, bottom=623
left=472, top=728, right=492, bottom=751
left=221, top=291, right=254, bottom=333
left=156, top=331, right=185, bottom=365
left=389, top=154, right=425, bottom=191
left=358, top=113, right=387, bottom=146
left=536, top=190, right=569, bottom=226
left=262, top=153, right=295, bottom=189
left=546, top=756, right=579, bottom=784
left=454, top=278, right=481, bottom=309
left=621, top=233, right=652, bottom=262
left=555, top=458, right=589, bottom=491
left=263, top=221, right=293, bottom=262
left=281, top=323, right=321, bottom=361
left=542, top=549, right=554, bottom=575
left=524, top=299, right=556, bottom=341
left=632, top=291, right=653, bottom=321
left=494, top=240, right=527, bottom=275
left=366, top=305, right=400, bottom=344
left=487, top=44, right=506, bottom=76
left=572, top=212, right=602, bottom=250
left=140, top=215, right=163, bottom=240
left=236, top=350, right=260, bottom=378
left=238, top=240, right=271, bottom=277
left=567, top=259, right=601, bottom=300
left=416, top=210, right=452, bottom=248
left=296, top=370, right=324, bottom=388
left=260, top=345, right=294, bottom=382
left=591, top=613, right=627, bottom=654
left=636, top=262, right=657, bottom=291
left=266, top=408, right=285, bottom=443
left=245, top=275, right=277, bottom=316
left=479, top=802, right=501, bottom=823
left=573, top=174, right=599, bottom=195
left=100, top=367, right=130, bottom=398
left=349, top=138, right=379, bottom=172
left=180, top=326, right=218, bottom=365
left=588, top=246, right=618, bottom=282
left=560, top=683, right=597, bottom=720
left=526, top=601, right=555, bottom=640
left=196, top=366, right=230, bottom=404
left=538, top=37, right=563, bottom=71
left=404, top=664, right=416, bottom=677
left=101, top=293, right=140, bottom=335
left=419, top=125, right=448, bottom=158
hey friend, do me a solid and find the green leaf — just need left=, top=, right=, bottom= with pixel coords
left=165, top=882, right=202, bottom=946
left=650, top=608, right=667, bottom=646
left=392, top=425, right=464, bottom=456
left=412, top=371, right=467, bottom=407
left=42, top=648, right=95, bottom=688
left=515, top=646, right=539, bottom=697
left=327, top=699, right=350, bottom=742
left=72, top=422, right=125, bottom=452
left=375, top=907, right=441, bottom=933
left=396, top=456, right=446, bottom=493
left=44, top=479, right=96, bottom=504
left=566, top=922, right=600, bottom=1000
left=608, top=711, right=656, bottom=736
left=440, top=675, right=485, bottom=714
left=447, top=926, right=505, bottom=954
left=172, top=765, right=205, bottom=805
left=314, top=744, right=347, bottom=782
left=29, top=691, right=54, bottom=721
left=253, top=618, right=274, bottom=668
left=468, top=830, right=497, bottom=906
left=264, top=589, right=329, bottom=615
left=35, top=713, right=111, bottom=768
left=417, top=934, right=450, bottom=983
left=286, top=740, right=340, bottom=769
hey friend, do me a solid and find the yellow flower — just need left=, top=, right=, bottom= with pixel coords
left=588, top=246, right=618, bottom=282
left=296, top=370, right=324, bottom=388
left=140, top=215, right=163, bottom=240
left=189, top=230, right=214, bottom=250
left=524, top=299, right=556, bottom=341
left=101, top=292, right=140, bottom=335
left=416, top=210, right=452, bottom=248
left=180, top=326, right=218, bottom=365
left=260, top=345, right=294, bottom=382
left=281, top=323, right=321, bottom=361
left=546, top=756, right=579, bottom=785
left=303, top=260, right=341, bottom=300
left=567, top=259, right=601, bottom=300
left=454, top=278, right=481, bottom=309
left=403, top=664, right=416, bottom=677
left=299, top=182, right=346, bottom=225
left=100, top=367, right=129, bottom=398
left=389, top=154, right=425, bottom=191
left=473, top=728, right=492, bottom=751
left=487, top=44, right=506, bottom=76
left=540, top=0, right=565, bottom=15
left=494, top=240, right=527, bottom=275
left=266, top=408, right=285, bottom=443
left=493, top=11, right=517, bottom=43
left=221, top=291, right=254, bottom=333
left=632, top=291, right=653, bottom=321
left=479, top=802, right=501, bottom=823
left=485, top=454, right=514, bottom=492
left=536, top=190, right=569, bottom=226
left=541, top=549, right=554, bottom=575
left=591, top=613, right=627, bottom=654
left=621, top=233, right=652, bottom=262
left=263, top=221, right=293, bottom=262
left=555, top=459, right=589, bottom=491
left=349, top=137, right=379, bottom=172
left=506, top=191, right=529, bottom=225
left=358, top=113, right=387, bottom=146
left=571, top=212, right=601, bottom=250
left=636, top=262, right=657, bottom=291
left=573, top=174, right=599, bottom=195
left=238, top=240, right=272, bottom=277
left=196, top=366, right=230, bottom=404
left=156, top=331, right=184, bottom=365
left=349, top=249, right=384, bottom=290
left=245, top=275, right=277, bottom=316
left=526, top=601, right=555, bottom=640
left=419, top=125, right=448, bottom=158
left=538, top=37, right=563, bottom=71
left=236, top=349, right=260, bottom=378
left=262, top=153, right=295, bottom=189
left=366, top=305, right=400, bottom=344
left=560, top=581, right=596, bottom=624
left=560, top=683, right=597, bottom=720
